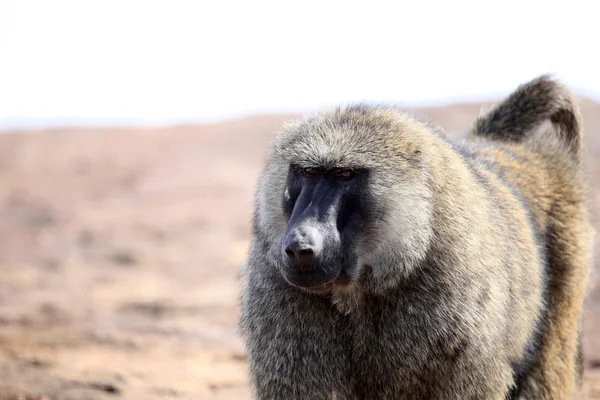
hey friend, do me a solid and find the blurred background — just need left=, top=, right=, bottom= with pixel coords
left=0, top=1, right=599, bottom=399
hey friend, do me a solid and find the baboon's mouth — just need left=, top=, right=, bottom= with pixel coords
left=282, top=258, right=361, bottom=294
left=300, top=274, right=358, bottom=295
left=283, top=270, right=338, bottom=291
left=292, top=266, right=360, bottom=294
left=301, top=282, right=334, bottom=294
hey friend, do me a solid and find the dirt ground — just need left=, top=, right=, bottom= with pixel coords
left=0, top=100, right=599, bottom=399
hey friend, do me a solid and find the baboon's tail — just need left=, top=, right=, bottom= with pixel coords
left=470, top=75, right=582, bottom=162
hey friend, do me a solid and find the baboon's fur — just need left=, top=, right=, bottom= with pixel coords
left=239, top=75, right=593, bottom=399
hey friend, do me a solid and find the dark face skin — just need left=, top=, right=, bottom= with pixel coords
left=281, top=165, right=369, bottom=292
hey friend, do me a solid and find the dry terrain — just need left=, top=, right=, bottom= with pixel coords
left=0, top=100, right=599, bottom=399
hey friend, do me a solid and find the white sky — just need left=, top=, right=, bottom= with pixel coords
left=0, top=0, right=599, bottom=129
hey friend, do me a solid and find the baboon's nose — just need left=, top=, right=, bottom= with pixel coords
left=283, top=227, right=323, bottom=270
left=284, top=247, right=315, bottom=265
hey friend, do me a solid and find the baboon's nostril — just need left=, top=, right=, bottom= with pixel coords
left=296, top=248, right=314, bottom=257
left=284, top=247, right=314, bottom=258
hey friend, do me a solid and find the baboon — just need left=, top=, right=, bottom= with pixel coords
left=239, top=75, right=593, bottom=399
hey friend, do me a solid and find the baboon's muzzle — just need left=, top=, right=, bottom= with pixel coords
left=281, top=181, right=345, bottom=289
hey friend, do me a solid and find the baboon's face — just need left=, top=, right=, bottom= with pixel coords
left=280, top=165, right=371, bottom=292
left=257, top=106, right=435, bottom=293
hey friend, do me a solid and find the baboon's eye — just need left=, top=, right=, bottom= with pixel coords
left=303, top=167, right=320, bottom=176
left=333, top=168, right=354, bottom=179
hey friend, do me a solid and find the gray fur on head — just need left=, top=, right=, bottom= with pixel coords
left=255, top=106, right=435, bottom=292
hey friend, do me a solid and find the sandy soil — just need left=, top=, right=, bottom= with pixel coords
left=0, top=100, right=599, bottom=399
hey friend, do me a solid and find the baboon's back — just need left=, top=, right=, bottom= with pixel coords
left=466, top=75, right=592, bottom=398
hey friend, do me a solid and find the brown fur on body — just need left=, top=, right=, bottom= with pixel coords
left=467, top=75, right=593, bottom=398
left=239, top=76, right=592, bottom=399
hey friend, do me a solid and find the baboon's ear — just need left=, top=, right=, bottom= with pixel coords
left=470, top=75, right=582, bottom=162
